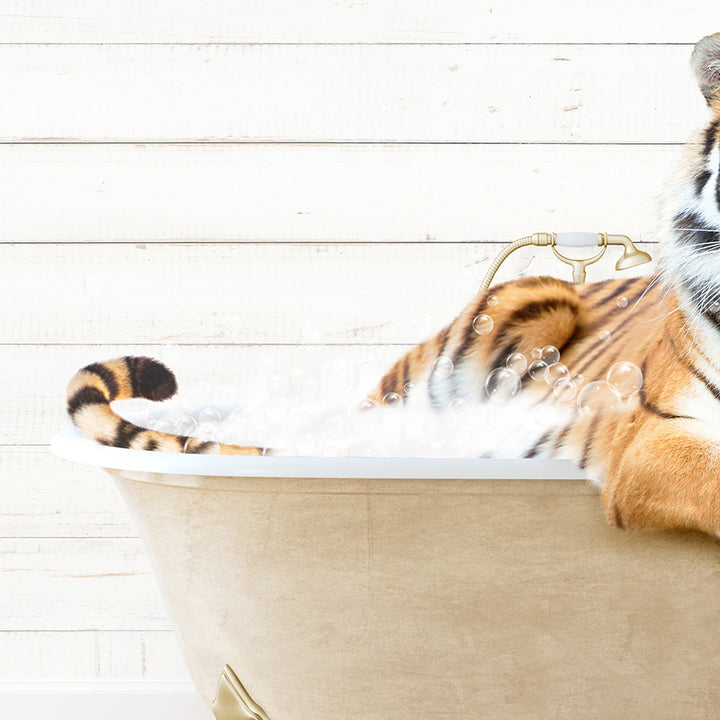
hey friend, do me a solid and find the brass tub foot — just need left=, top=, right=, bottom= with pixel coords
left=211, top=665, right=271, bottom=720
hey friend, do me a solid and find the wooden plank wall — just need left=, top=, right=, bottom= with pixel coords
left=0, top=0, right=715, bottom=684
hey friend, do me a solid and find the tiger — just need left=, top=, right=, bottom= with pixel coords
left=66, top=33, right=720, bottom=537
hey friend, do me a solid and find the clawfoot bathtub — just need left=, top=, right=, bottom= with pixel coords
left=53, top=424, right=720, bottom=720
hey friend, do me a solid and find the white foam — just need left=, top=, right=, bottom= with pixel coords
left=132, top=369, right=574, bottom=459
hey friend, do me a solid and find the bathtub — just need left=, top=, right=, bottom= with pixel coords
left=52, top=419, right=720, bottom=720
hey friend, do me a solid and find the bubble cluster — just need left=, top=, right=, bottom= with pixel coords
left=133, top=347, right=643, bottom=460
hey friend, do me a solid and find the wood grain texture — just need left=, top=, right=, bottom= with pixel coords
left=0, top=143, right=684, bottom=242
left=0, top=44, right=706, bottom=143
left=0, top=689, right=212, bottom=720
left=0, top=448, right=135, bottom=538
left=0, top=0, right=714, bottom=44
left=0, top=537, right=170, bottom=631
left=0, top=631, right=190, bottom=678
left=1, top=2, right=709, bottom=690
left=4, top=241, right=656, bottom=344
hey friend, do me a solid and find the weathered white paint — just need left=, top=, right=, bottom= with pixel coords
left=2, top=242, right=656, bottom=344
left=0, top=0, right=708, bottom=702
left=0, top=0, right=713, bottom=44
left=0, top=681, right=211, bottom=720
left=0, top=448, right=135, bottom=538
left=0, top=44, right=706, bottom=143
left=0, top=537, right=169, bottom=631
left=0, top=144, right=685, bottom=242
left=0, top=632, right=191, bottom=678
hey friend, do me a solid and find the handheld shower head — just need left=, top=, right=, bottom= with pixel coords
left=606, top=234, right=653, bottom=271
left=480, top=232, right=653, bottom=289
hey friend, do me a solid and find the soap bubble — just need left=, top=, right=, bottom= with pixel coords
left=577, top=381, right=622, bottom=415
left=197, top=407, right=222, bottom=424
left=541, top=345, right=560, bottom=366
left=382, top=392, right=403, bottom=407
left=472, top=314, right=494, bottom=335
left=487, top=294, right=499, bottom=307
left=153, top=418, right=176, bottom=434
left=607, top=361, right=643, bottom=398
left=434, top=356, right=454, bottom=378
left=359, top=398, right=379, bottom=411
left=484, top=367, right=521, bottom=404
left=404, top=381, right=415, bottom=395
left=552, top=377, right=577, bottom=402
left=616, top=296, right=628, bottom=309
left=195, top=421, right=220, bottom=440
left=448, top=397, right=469, bottom=412
left=175, top=414, right=198, bottom=435
left=182, top=436, right=221, bottom=455
left=528, top=359, right=548, bottom=381
left=599, top=330, right=612, bottom=342
left=531, top=347, right=543, bottom=359
left=506, top=352, right=528, bottom=374
left=545, top=362, right=569, bottom=386
left=572, top=373, right=585, bottom=387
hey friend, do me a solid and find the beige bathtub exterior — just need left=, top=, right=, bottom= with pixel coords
left=107, top=469, right=720, bottom=720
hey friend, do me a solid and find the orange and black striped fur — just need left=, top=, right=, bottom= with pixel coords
left=67, top=34, right=720, bottom=535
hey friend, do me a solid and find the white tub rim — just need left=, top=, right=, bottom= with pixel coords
left=51, top=424, right=587, bottom=480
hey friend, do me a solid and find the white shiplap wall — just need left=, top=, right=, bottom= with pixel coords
left=0, top=0, right=715, bottom=712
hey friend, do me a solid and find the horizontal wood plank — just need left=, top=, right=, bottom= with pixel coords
left=0, top=631, right=190, bottom=679
left=0, top=143, right=686, bottom=242
left=0, top=44, right=706, bottom=143
left=4, top=241, right=656, bottom=345
left=0, top=1, right=713, bottom=44
left=0, top=688, right=211, bottom=720
left=0, top=448, right=136, bottom=538
left=0, top=538, right=170, bottom=631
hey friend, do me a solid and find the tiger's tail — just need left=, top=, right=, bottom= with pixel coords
left=66, top=356, right=264, bottom=456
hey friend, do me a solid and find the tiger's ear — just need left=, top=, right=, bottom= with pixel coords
left=691, top=33, right=720, bottom=104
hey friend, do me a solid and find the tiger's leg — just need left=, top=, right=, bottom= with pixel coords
left=602, top=418, right=720, bottom=535
left=366, top=276, right=582, bottom=406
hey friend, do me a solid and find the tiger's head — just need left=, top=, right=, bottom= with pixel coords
left=659, top=33, right=720, bottom=331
